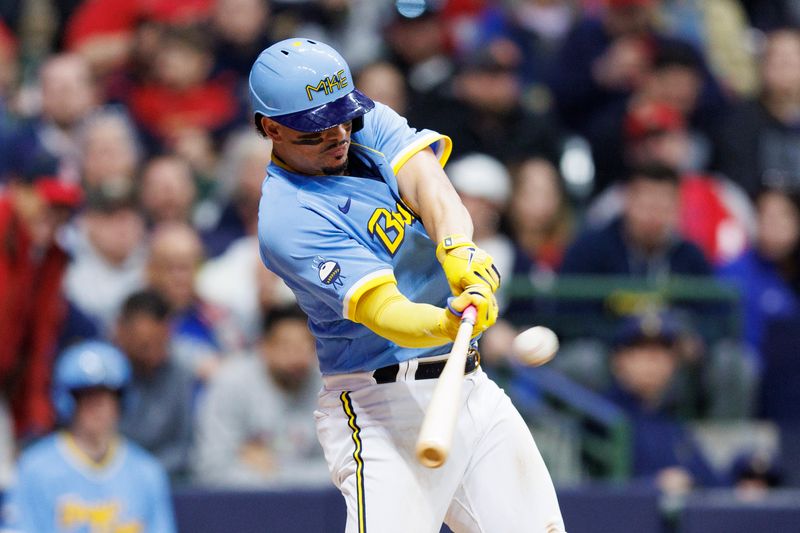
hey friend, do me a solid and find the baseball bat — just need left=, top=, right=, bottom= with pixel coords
left=415, top=305, right=477, bottom=468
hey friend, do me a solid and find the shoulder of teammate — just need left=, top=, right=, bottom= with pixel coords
left=14, top=434, right=60, bottom=478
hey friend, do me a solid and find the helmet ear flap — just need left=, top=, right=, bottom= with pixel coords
left=352, top=115, right=364, bottom=133
left=52, top=385, right=76, bottom=424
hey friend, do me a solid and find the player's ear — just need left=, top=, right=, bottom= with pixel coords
left=261, top=117, right=282, bottom=142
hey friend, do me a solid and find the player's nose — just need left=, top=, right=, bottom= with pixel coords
left=324, top=122, right=351, bottom=140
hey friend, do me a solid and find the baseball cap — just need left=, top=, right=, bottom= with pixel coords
left=624, top=102, right=685, bottom=141
left=613, top=311, right=681, bottom=350
left=34, top=178, right=83, bottom=208
left=447, top=153, right=511, bottom=204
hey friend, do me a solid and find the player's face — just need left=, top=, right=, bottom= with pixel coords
left=261, top=318, right=316, bottom=392
left=269, top=120, right=353, bottom=176
left=72, top=387, right=120, bottom=437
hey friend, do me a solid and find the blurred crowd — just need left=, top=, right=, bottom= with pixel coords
left=1, top=0, right=800, bottom=516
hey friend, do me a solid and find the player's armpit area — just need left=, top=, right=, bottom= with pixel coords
left=353, top=282, right=455, bottom=348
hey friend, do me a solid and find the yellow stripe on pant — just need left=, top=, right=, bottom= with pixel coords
left=340, top=391, right=366, bottom=533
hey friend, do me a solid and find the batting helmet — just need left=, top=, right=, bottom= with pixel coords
left=52, top=340, right=132, bottom=422
left=249, top=38, right=375, bottom=133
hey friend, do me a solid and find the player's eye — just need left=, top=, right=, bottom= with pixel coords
left=291, top=137, right=324, bottom=145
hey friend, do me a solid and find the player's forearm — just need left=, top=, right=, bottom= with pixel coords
left=396, top=148, right=473, bottom=242
left=353, top=282, right=454, bottom=348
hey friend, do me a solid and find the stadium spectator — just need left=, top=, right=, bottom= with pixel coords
left=384, top=5, right=455, bottom=97
left=605, top=312, right=720, bottom=493
left=115, top=290, right=194, bottom=481
left=210, top=0, right=275, bottom=78
left=717, top=188, right=800, bottom=370
left=409, top=45, right=562, bottom=164
left=192, top=304, right=327, bottom=487
left=0, top=19, right=18, bottom=99
left=551, top=0, right=726, bottom=193
left=7, top=53, right=98, bottom=182
left=0, top=173, right=82, bottom=438
left=139, top=155, right=198, bottom=227
left=560, top=164, right=712, bottom=280
left=127, top=24, right=240, bottom=167
left=64, top=186, right=147, bottom=335
left=197, top=237, right=296, bottom=347
left=657, top=0, right=757, bottom=98
left=484, top=0, right=581, bottom=94
left=78, top=106, right=142, bottom=193
left=355, top=61, right=408, bottom=115
left=3, top=341, right=176, bottom=532
left=147, top=222, right=244, bottom=382
left=713, top=27, right=800, bottom=196
left=195, top=129, right=270, bottom=257
left=65, top=0, right=212, bottom=74
left=509, top=156, right=574, bottom=273
left=587, top=100, right=755, bottom=265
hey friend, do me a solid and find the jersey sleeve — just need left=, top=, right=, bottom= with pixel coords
left=357, top=102, right=452, bottom=176
left=260, top=206, right=396, bottom=321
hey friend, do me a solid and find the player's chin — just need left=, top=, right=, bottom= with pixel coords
left=322, top=158, right=348, bottom=176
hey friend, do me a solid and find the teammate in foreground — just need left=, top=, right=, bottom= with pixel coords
left=251, top=38, right=565, bottom=532
left=3, top=341, right=176, bottom=533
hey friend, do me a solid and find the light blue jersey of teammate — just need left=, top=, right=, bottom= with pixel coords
left=4, top=433, right=176, bottom=533
left=258, top=102, right=456, bottom=374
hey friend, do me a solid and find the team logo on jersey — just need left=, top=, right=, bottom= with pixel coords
left=313, top=256, right=345, bottom=288
left=59, top=498, right=142, bottom=532
left=306, top=69, right=349, bottom=101
left=367, top=202, right=416, bottom=256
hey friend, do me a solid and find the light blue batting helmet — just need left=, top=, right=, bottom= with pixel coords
left=249, top=38, right=375, bottom=132
left=52, top=340, right=132, bottom=422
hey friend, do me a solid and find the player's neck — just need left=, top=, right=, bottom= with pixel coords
left=68, top=428, right=117, bottom=464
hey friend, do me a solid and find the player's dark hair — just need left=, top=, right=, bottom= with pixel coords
left=254, top=113, right=268, bottom=138
left=652, top=42, right=702, bottom=72
left=119, top=289, right=172, bottom=322
left=625, top=163, right=680, bottom=186
left=261, top=303, right=308, bottom=335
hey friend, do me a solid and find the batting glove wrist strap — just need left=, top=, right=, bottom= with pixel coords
left=436, top=235, right=501, bottom=295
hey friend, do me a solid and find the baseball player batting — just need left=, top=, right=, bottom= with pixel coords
left=3, top=341, right=176, bottom=532
left=250, top=38, right=565, bottom=532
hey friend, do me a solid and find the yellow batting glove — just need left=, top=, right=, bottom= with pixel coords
left=436, top=234, right=501, bottom=295
left=438, top=283, right=498, bottom=339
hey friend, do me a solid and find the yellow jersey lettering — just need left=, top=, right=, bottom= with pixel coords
left=59, top=499, right=143, bottom=533
left=368, top=203, right=416, bottom=256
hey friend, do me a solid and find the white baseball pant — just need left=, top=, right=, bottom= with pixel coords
left=315, top=364, right=566, bottom=532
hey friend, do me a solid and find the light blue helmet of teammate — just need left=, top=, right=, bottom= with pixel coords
left=249, top=37, right=375, bottom=132
left=52, top=340, right=132, bottom=422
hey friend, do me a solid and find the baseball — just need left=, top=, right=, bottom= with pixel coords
left=511, top=326, right=559, bottom=366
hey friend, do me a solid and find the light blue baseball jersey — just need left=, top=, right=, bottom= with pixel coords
left=3, top=433, right=176, bottom=533
left=258, top=102, right=456, bottom=374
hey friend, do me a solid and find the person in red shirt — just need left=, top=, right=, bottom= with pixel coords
left=0, top=174, right=82, bottom=438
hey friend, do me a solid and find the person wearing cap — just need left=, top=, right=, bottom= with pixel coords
left=3, top=340, right=176, bottom=532
left=586, top=99, right=755, bottom=265
left=249, top=39, right=564, bottom=532
left=551, top=0, right=726, bottom=193
left=606, top=311, right=720, bottom=493
left=0, top=173, right=83, bottom=438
